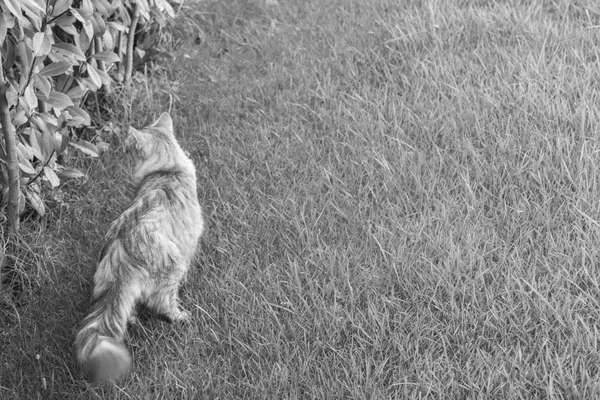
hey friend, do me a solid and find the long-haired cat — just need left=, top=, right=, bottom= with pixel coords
left=74, top=112, right=204, bottom=383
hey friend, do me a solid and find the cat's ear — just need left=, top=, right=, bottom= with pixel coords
left=151, top=112, right=173, bottom=133
left=126, top=127, right=144, bottom=148
left=128, top=126, right=143, bottom=141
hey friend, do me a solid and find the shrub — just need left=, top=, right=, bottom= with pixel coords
left=0, top=0, right=179, bottom=233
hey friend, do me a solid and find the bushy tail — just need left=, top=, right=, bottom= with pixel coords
left=75, top=286, right=136, bottom=383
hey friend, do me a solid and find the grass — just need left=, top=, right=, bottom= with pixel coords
left=3, top=0, right=600, bottom=398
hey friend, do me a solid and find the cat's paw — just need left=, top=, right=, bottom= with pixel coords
left=128, top=314, right=139, bottom=325
left=170, top=309, right=191, bottom=323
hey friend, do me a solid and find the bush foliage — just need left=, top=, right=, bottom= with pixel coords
left=0, top=0, right=177, bottom=230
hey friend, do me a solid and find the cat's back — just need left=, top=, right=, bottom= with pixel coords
left=106, top=168, right=203, bottom=252
left=136, top=169, right=202, bottom=229
left=137, top=169, right=200, bottom=207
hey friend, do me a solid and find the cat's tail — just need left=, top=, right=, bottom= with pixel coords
left=75, top=284, right=137, bottom=383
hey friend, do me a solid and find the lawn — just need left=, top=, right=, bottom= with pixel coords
left=3, top=0, right=600, bottom=398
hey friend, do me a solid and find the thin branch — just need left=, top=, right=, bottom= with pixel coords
left=25, top=149, right=56, bottom=186
left=124, top=3, right=140, bottom=87
left=0, top=68, right=20, bottom=233
left=116, top=30, right=123, bottom=81
left=46, top=0, right=83, bottom=25
left=94, top=37, right=111, bottom=94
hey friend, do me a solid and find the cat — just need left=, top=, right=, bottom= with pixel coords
left=74, top=112, right=204, bottom=383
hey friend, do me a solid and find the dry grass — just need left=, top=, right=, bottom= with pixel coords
left=3, top=0, right=600, bottom=398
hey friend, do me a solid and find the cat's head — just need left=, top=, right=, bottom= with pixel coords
left=125, top=112, right=176, bottom=161
left=125, top=113, right=195, bottom=184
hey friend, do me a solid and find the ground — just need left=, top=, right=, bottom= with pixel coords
left=2, top=0, right=600, bottom=398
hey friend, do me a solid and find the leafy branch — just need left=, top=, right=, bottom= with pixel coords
left=0, top=0, right=178, bottom=232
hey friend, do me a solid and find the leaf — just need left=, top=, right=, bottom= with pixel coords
left=75, top=76, right=96, bottom=91
left=16, top=142, right=31, bottom=160
left=46, top=91, right=74, bottom=110
left=95, top=67, right=112, bottom=85
left=21, top=0, right=45, bottom=16
left=155, top=0, right=175, bottom=18
left=40, top=34, right=52, bottom=57
left=1, top=0, right=22, bottom=21
left=72, top=20, right=93, bottom=53
left=55, top=16, right=78, bottom=35
left=17, top=95, right=31, bottom=115
left=66, top=84, right=88, bottom=102
left=94, top=0, right=108, bottom=15
left=39, top=127, right=56, bottom=158
left=24, top=127, right=45, bottom=161
left=1, top=11, right=14, bottom=28
left=32, top=32, right=43, bottom=53
left=30, top=115, right=50, bottom=135
left=69, top=140, right=98, bottom=157
left=39, top=61, right=72, bottom=77
left=88, top=12, right=106, bottom=36
left=44, top=166, right=60, bottom=188
left=21, top=1, right=44, bottom=30
left=0, top=13, right=7, bottom=45
left=3, top=36, right=16, bottom=69
left=136, top=0, right=151, bottom=20
left=18, top=160, right=37, bottom=175
left=53, top=132, right=69, bottom=154
left=56, top=168, right=85, bottom=179
left=101, top=27, right=114, bottom=50
left=24, top=185, right=45, bottom=216
left=50, top=0, right=71, bottom=17
left=52, top=42, right=86, bottom=62
left=23, top=86, right=37, bottom=111
left=82, top=20, right=94, bottom=45
left=85, top=63, right=102, bottom=89
left=46, top=52, right=71, bottom=65
left=107, top=21, right=126, bottom=32
left=96, top=0, right=116, bottom=15
left=10, top=12, right=25, bottom=39
left=80, top=0, right=94, bottom=18
left=18, top=190, right=25, bottom=214
left=96, top=141, right=110, bottom=153
left=65, top=105, right=90, bottom=126
left=11, top=108, right=27, bottom=125
left=33, top=73, right=51, bottom=99
left=17, top=42, right=31, bottom=88
left=56, top=74, right=72, bottom=93
left=88, top=50, right=120, bottom=64
left=32, top=52, right=46, bottom=72
left=36, top=113, right=58, bottom=131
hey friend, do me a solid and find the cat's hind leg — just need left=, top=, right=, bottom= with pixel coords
left=145, top=280, right=190, bottom=322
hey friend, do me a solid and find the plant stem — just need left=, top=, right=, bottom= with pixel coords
left=0, top=69, right=20, bottom=234
left=46, top=0, right=83, bottom=25
left=25, top=149, right=55, bottom=186
left=124, top=3, right=139, bottom=87
left=94, top=37, right=110, bottom=93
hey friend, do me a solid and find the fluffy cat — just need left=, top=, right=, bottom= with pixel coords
left=74, top=112, right=204, bottom=383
